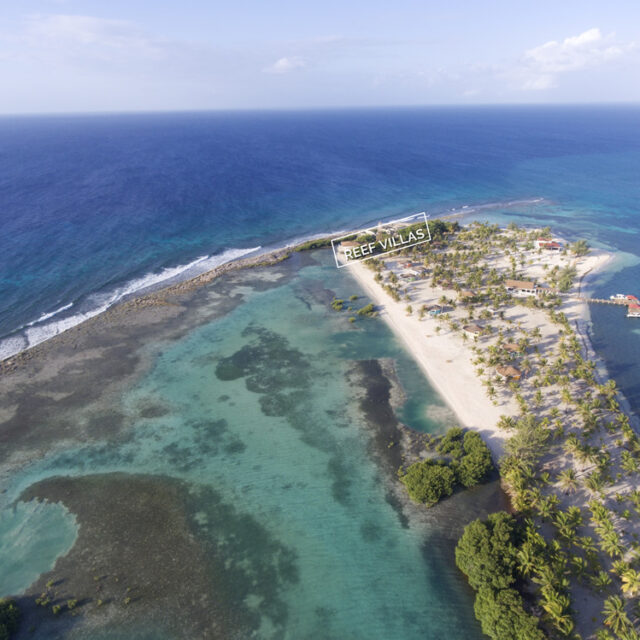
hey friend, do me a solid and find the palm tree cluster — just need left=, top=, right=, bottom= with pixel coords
left=375, top=220, right=640, bottom=638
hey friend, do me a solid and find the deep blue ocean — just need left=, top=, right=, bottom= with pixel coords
left=2, top=105, right=640, bottom=407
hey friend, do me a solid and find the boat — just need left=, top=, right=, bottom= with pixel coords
left=610, top=293, right=628, bottom=300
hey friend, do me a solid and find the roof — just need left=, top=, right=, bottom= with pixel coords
left=505, top=279, right=536, bottom=290
left=496, top=365, right=522, bottom=378
left=629, top=304, right=640, bottom=311
left=463, top=323, right=483, bottom=334
left=459, top=290, right=475, bottom=298
left=503, top=342, right=521, bottom=352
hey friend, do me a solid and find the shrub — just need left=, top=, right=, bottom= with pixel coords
left=0, top=599, right=19, bottom=640
left=400, top=461, right=455, bottom=506
left=455, top=512, right=518, bottom=591
left=474, top=586, right=545, bottom=640
left=436, top=427, right=464, bottom=457
left=357, top=303, right=376, bottom=317
left=455, top=431, right=493, bottom=487
left=456, top=513, right=545, bottom=640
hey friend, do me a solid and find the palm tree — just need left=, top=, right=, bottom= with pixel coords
left=576, top=535, right=598, bottom=555
left=584, top=472, right=605, bottom=496
left=622, top=569, right=640, bottom=596
left=570, top=556, right=588, bottom=579
left=557, top=469, right=578, bottom=493
left=599, top=532, right=624, bottom=559
left=603, top=379, right=619, bottom=399
left=554, top=507, right=582, bottom=541
left=563, top=434, right=582, bottom=458
left=602, top=595, right=631, bottom=636
left=621, top=451, right=639, bottom=474
left=516, top=545, right=538, bottom=578
left=590, top=570, right=612, bottom=592
left=541, top=592, right=574, bottom=636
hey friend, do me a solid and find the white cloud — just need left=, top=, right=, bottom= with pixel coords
left=518, top=27, right=635, bottom=90
left=20, top=14, right=165, bottom=62
left=263, top=56, right=305, bottom=74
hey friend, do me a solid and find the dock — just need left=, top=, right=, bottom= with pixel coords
left=573, top=297, right=631, bottom=306
left=571, top=295, right=640, bottom=317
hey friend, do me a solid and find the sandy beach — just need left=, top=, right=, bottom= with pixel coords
left=346, top=241, right=613, bottom=460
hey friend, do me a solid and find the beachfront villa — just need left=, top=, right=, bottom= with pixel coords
left=505, top=279, right=544, bottom=298
left=463, top=323, right=483, bottom=338
left=535, top=238, right=563, bottom=251
left=495, top=364, right=523, bottom=382
left=503, top=342, right=522, bottom=354
left=458, top=289, right=475, bottom=301
left=425, top=304, right=443, bottom=316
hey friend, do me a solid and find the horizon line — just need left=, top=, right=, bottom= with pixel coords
left=1, top=100, right=640, bottom=118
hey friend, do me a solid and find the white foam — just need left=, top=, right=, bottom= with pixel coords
left=0, top=246, right=261, bottom=362
left=26, top=302, right=74, bottom=327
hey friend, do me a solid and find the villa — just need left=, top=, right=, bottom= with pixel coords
left=425, top=304, right=444, bottom=316
left=535, top=238, right=563, bottom=251
left=505, top=279, right=544, bottom=298
left=503, top=342, right=522, bottom=354
left=463, top=323, right=483, bottom=338
left=496, top=364, right=523, bottom=382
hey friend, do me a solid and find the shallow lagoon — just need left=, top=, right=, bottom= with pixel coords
left=1, top=251, right=502, bottom=639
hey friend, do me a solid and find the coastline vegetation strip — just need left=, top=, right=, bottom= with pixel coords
left=399, top=427, right=494, bottom=506
left=341, top=220, right=640, bottom=640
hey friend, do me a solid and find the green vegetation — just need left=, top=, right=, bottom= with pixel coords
left=0, top=599, right=20, bottom=640
left=356, top=302, right=377, bottom=317
left=455, top=513, right=545, bottom=640
left=331, top=298, right=344, bottom=311
left=293, top=236, right=337, bottom=251
left=570, top=239, right=590, bottom=256
left=456, top=431, right=494, bottom=487
left=376, top=219, right=638, bottom=638
left=400, top=460, right=456, bottom=506
left=399, top=427, right=493, bottom=506
left=556, top=264, right=577, bottom=292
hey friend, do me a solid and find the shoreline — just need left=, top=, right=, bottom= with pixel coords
left=0, top=197, right=549, bottom=367
left=0, top=245, right=293, bottom=374
left=346, top=243, right=621, bottom=460
left=347, top=259, right=511, bottom=458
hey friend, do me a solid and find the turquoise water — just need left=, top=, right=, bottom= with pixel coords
left=0, top=499, right=78, bottom=596
left=1, top=253, right=491, bottom=639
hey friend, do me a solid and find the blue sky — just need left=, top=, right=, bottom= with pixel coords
left=1, top=0, right=639, bottom=113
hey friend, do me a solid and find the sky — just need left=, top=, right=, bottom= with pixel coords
left=0, top=0, right=639, bottom=113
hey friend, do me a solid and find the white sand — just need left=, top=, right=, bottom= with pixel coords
left=346, top=246, right=613, bottom=460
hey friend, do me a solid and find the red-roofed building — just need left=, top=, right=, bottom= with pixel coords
left=628, top=304, right=640, bottom=318
left=535, top=238, right=563, bottom=251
